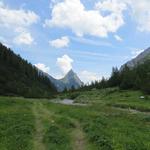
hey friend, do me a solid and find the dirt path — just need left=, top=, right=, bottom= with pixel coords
left=112, top=106, right=150, bottom=115
left=40, top=102, right=90, bottom=150
left=32, top=102, right=46, bottom=150
left=41, top=103, right=90, bottom=150
left=32, top=101, right=90, bottom=150
left=71, top=121, right=89, bottom=150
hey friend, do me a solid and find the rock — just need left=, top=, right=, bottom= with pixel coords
left=140, top=96, right=145, bottom=99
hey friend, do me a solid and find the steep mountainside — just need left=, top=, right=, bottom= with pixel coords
left=60, top=69, right=83, bottom=90
left=121, top=47, right=150, bottom=69
left=0, top=43, right=56, bottom=98
left=44, top=70, right=83, bottom=92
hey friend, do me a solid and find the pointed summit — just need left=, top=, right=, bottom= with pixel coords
left=60, top=69, right=83, bottom=90
left=66, top=69, right=75, bottom=76
left=64, top=69, right=77, bottom=79
left=44, top=69, right=83, bottom=92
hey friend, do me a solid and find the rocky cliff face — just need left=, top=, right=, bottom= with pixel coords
left=121, top=47, right=150, bottom=70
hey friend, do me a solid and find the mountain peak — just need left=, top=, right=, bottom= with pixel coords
left=121, top=47, right=150, bottom=70
left=62, top=69, right=80, bottom=81
left=59, top=69, right=83, bottom=91
left=45, top=69, right=83, bottom=92
left=66, top=69, right=76, bottom=76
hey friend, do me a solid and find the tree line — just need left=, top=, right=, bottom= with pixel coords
left=79, top=60, right=150, bottom=94
left=0, top=43, right=57, bottom=98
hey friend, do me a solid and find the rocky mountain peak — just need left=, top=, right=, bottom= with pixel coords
left=43, top=69, right=83, bottom=92
left=121, top=47, right=150, bottom=70
left=64, top=69, right=77, bottom=79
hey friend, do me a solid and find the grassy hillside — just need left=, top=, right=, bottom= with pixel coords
left=71, top=88, right=150, bottom=112
left=0, top=89, right=150, bottom=150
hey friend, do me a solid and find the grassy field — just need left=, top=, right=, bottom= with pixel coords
left=0, top=89, right=150, bottom=150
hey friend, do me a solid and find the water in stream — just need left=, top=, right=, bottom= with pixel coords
left=52, top=99, right=87, bottom=106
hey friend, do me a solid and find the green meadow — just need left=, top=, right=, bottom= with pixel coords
left=0, top=89, right=150, bottom=150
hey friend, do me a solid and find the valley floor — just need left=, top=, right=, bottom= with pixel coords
left=0, top=89, right=150, bottom=150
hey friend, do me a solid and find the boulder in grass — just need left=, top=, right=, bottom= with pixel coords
left=140, top=96, right=145, bottom=99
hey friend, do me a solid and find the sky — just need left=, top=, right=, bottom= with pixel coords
left=0, top=0, right=150, bottom=83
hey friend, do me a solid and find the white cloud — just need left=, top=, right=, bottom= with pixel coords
left=13, top=32, right=34, bottom=45
left=50, top=0, right=61, bottom=8
left=95, top=0, right=126, bottom=14
left=0, top=2, right=39, bottom=28
left=49, top=36, right=70, bottom=48
left=119, top=0, right=150, bottom=32
left=130, top=0, right=150, bottom=32
left=79, top=70, right=101, bottom=83
left=114, top=35, right=123, bottom=42
left=57, top=54, right=73, bottom=74
left=47, top=0, right=150, bottom=35
left=35, top=63, right=50, bottom=74
left=0, top=2, right=39, bottom=45
left=45, top=0, right=126, bottom=37
left=96, top=0, right=150, bottom=33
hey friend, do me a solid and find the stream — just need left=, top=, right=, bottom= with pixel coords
left=51, top=99, right=87, bottom=106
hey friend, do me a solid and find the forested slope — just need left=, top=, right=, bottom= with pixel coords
left=0, top=43, right=56, bottom=98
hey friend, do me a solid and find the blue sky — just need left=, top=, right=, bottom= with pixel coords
left=1, top=0, right=150, bottom=83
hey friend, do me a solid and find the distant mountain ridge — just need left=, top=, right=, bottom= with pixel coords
left=121, top=47, right=150, bottom=69
left=43, top=69, right=83, bottom=92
